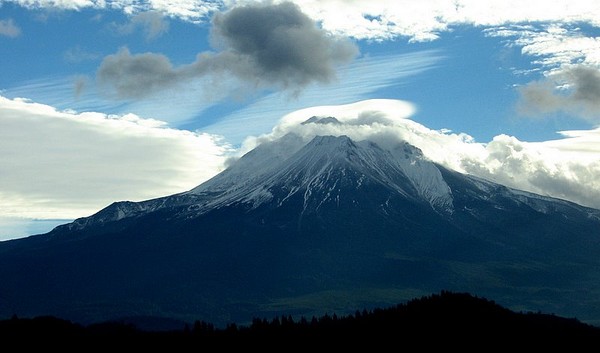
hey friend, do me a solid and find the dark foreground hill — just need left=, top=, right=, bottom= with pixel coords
left=1, top=291, right=599, bottom=348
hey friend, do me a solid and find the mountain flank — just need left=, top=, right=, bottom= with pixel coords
left=1, top=132, right=600, bottom=328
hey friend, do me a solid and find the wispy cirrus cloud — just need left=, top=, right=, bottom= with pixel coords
left=201, top=50, right=444, bottom=144
left=4, top=49, right=443, bottom=143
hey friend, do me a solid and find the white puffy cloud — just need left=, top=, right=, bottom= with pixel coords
left=265, top=0, right=600, bottom=41
left=3, top=0, right=218, bottom=21
left=7, top=0, right=599, bottom=40
left=0, top=95, right=231, bottom=228
left=245, top=99, right=600, bottom=210
left=521, top=28, right=600, bottom=69
left=143, top=0, right=220, bottom=21
left=6, top=0, right=100, bottom=10
left=458, top=133, right=600, bottom=209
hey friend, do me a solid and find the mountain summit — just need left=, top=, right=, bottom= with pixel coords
left=1, top=132, right=600, bottom=327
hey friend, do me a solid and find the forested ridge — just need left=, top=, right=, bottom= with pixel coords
left=2, top=291, right=598, bottom=348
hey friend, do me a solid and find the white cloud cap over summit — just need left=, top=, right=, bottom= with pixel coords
left=244, top=99, right=600, bottom=210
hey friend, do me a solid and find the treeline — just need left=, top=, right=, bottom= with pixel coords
left=2, top=291, right=599, bottom=348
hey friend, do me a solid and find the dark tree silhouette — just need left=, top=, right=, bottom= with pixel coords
left=1, top=291, right=599, bottom=349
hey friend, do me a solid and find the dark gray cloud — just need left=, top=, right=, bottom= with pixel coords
left=210, top=1, right=358, bottom=90
left=517, top=65, right=600, bottom=120
left=567, top=66, right=600, bottom=107
left=96, top=2, right=358, bottom=100
left=97, top=48, right=180, bottom=99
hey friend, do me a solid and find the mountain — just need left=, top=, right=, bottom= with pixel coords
left=1, top=129, right=600, bottom=328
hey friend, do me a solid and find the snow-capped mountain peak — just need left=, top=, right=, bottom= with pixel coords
left=185, top=134, right=454, bottom=214
left=59, top=131, right=600, bottom=235
left=60, top=133, right=457, bottom=232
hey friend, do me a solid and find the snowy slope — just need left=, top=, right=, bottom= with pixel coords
left=59, top=130, right=600, bottom=233
left=189, top=132, right=306, bottom=195
left=183, top=133, right=455, bottom=215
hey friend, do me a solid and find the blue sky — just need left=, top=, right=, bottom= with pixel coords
left=1, top=0, right=600, bottom=239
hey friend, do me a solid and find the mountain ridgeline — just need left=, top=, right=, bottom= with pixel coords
left=3, top=291, right=599, bottom=347
left=1, top=127, right=600, bottom=328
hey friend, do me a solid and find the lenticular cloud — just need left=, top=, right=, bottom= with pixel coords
left=244, top=99, right=600, bottom=210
